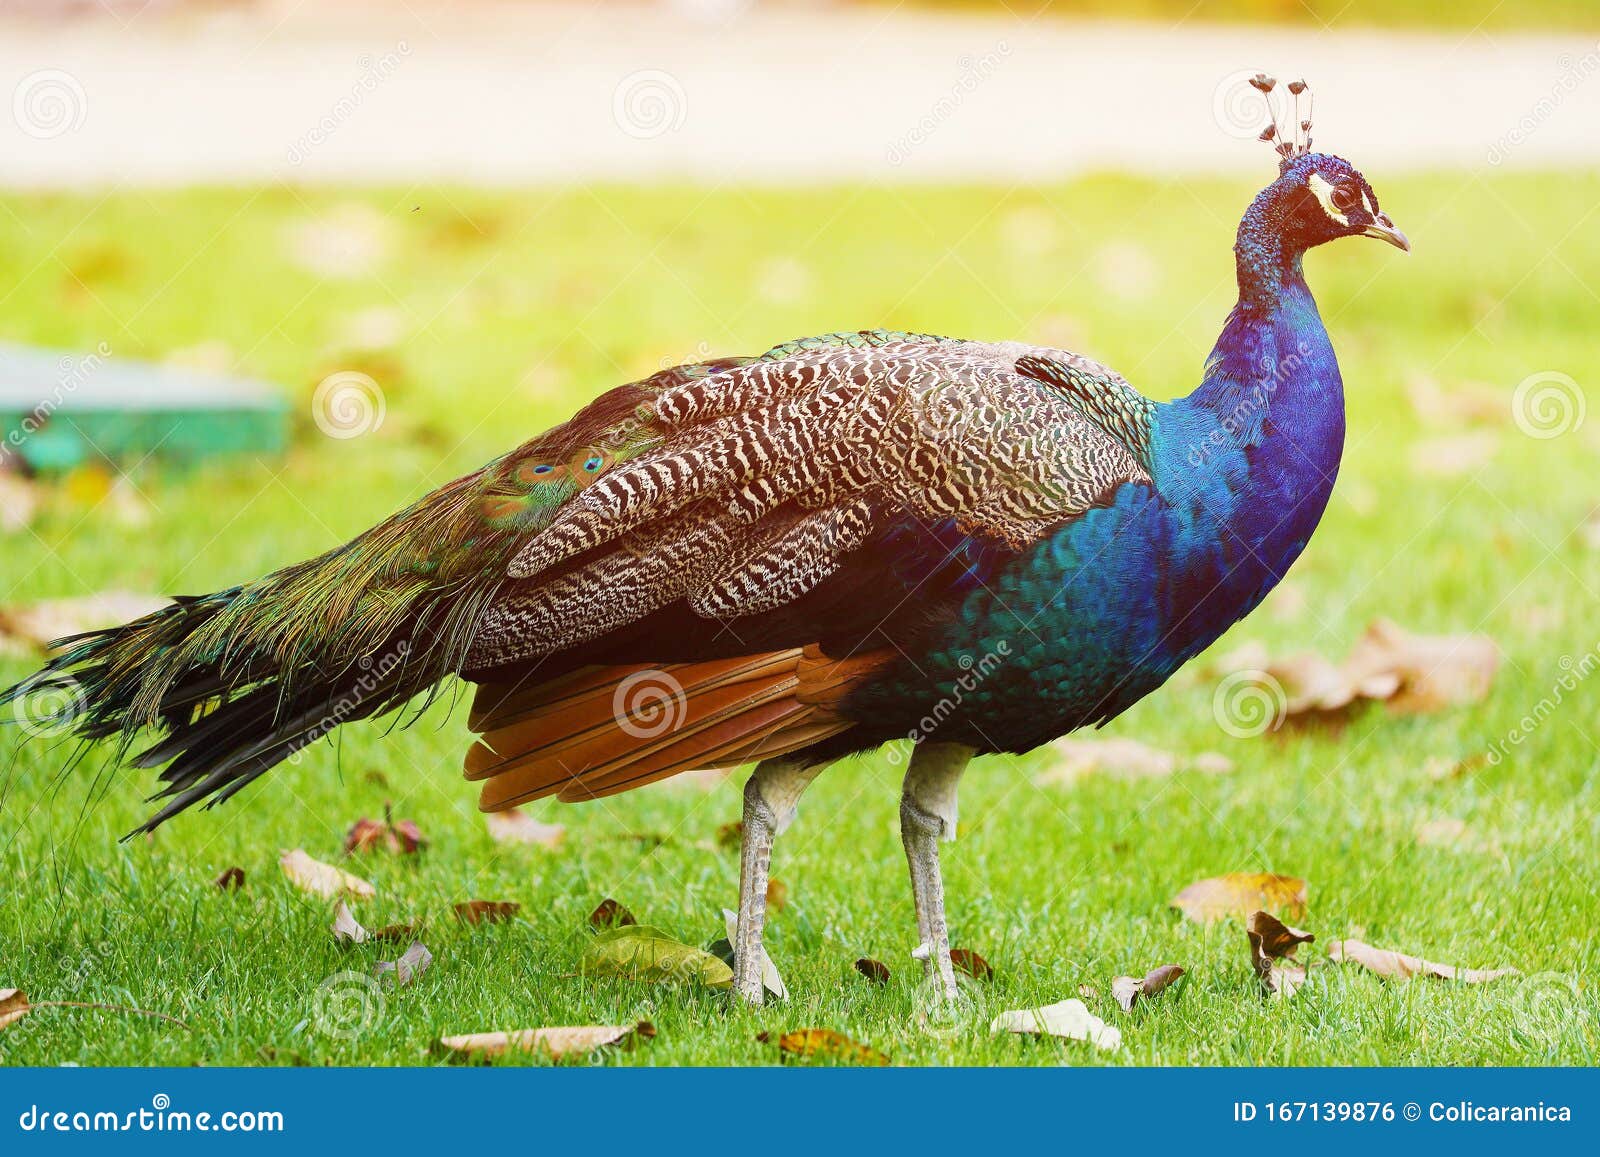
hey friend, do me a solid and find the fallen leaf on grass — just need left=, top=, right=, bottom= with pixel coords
left=484, top=810, right=566, bottom=848
left=716, top=821, right=742, bottom=849
left=438, top=1021, right=655, bottom=1062
left=766, top=879, right=788, bottom=911
left=373, top=942, right=433, bottom=987
left=854, top=958, right=890, bottom=984
left=332, top=900, right=369, bottom=944
left=950, top=948, right=993, bottom=982
left=1409, top=432, right=1499, bottom=477
left=758, top=1028, right=889, bottom=1066
left=1038, top=737, right=1233, bottom=785
left=580, top=925, right=732, bottom=989
left=1076, top=982, right=1101, bottom=1001
left=1171, top=873, right=1306, bottom=923
left=718, top=909, right=787, bottom=1000
left=344, top=806, right=425, bottom=855
left=213, top=866, right=245, bottom=891
left=1111, top=964, right=1186, bottom=1012
left=990, top=999, right=1121, bottom=1050
left=0, top=592, right=168, bottom=654
left=1247, top=911, right=1314, bottom=998
left=1424, top=754, right=1486, bottom=783
left=0, top=471, right=38, bottom=535
left=1327, top=939, right=1519, bottom=983
left=1216, top=620, right=1498, bottom=730
left=453, top=900, right=520, bottom=926
left=371, top=919, right=422, bottom=943
left=588, top=898, right=636, bottom=930
left=1343, top=620, right=1499, bottom=716
left=279, top=849, right=375, bottom=900
left=0, top=989, right=29, bottom=1030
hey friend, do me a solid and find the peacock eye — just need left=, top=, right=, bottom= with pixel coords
left=583, top=456, right=603, bottom=472
left=1330, top=182, right=1361, bottom=213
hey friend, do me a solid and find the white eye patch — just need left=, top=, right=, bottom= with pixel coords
left=1307, top=173, right=1375, bottom=226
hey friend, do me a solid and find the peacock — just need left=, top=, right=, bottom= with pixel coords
left=5, top=79, right=1406, bottom=1004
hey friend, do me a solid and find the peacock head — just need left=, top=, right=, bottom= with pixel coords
left=1244, top=76, right=1409, bottom=256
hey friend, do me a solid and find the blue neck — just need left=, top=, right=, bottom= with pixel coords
left=1144, top=219, right=1345, bottom=661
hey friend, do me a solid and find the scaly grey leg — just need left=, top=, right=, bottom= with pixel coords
left=733, top=754, right=826, bottom=1006
left=900, top=742, right=974, bottom=1002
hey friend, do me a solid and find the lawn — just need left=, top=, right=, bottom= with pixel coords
left=0, top=170, right=1597, bottom=1066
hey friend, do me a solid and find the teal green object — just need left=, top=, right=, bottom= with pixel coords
left=0, top=343, right=288, bottom=471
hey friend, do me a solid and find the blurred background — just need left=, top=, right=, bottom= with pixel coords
left=1, top=0, right=1597, bottom=1066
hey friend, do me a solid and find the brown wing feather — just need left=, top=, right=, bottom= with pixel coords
left=466, top=646, right=889, bottom=810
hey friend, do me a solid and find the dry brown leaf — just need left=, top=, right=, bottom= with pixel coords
left=0, top=471, right=39, bottom=535
left=990, top=999, right=1122, bottom=1050
left=1039, top=737, right=1232, bottom=785
left=0, top=591, right=168, bottom=654
left=1247, top=910, right=1313, bottom=998
left=588, top=898, right=636, bottom=930
left=1406, top=375, right=1509, bottom=427
left=371, top=919, right=420, bottom=943
left=766, top=879, right=788, bottom=912
left=854, top=957, right=890, bottom=984
left=1409, top=431, right=1499, bottom=477
left=1076, top=982, right=1101, bottom=1001
left=1171, top=873, right=1306, bottom=923
left=332, top=899, right=370, bottom=944
left=716, top=821, right=743, bottom=849
left=1111, top=964, right=1186, bottom=1012
left=1343, top=619, right=1498, bottom=716
left=0, top=988, right=29, bottom=1030
left=279, top=849, right=375, bottom=900
left=344, top=807, right=425, bottom=855
left=1327, top=938, right=1519, bottom=983
left=1424, top=754, right=1485, bottom=782
left=484, top=810, right=565, bottom=848
left=213, top=866, right=245, bottom=891
left=759, top=1028, right=889, bottom=1066
left=950, top=948, right=993, bottom=981
left=453, top=900, right=520, bottom=926
left=438, top=1021, right=655, bottom=1062
left=373, top=942, right=432, bottom=986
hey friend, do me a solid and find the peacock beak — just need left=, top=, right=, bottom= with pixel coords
left=1361, top=212, right=1410, bottom=252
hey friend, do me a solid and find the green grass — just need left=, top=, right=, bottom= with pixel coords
left=1, top=170, right=1597, bottom=1066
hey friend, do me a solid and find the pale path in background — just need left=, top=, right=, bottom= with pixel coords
left=0, top=0, right=1596, bottom=186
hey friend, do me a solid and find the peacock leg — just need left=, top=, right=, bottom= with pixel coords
left=900, top=741, right=975, bottom=1002
left=733, top=754, right=827, bottom=1006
